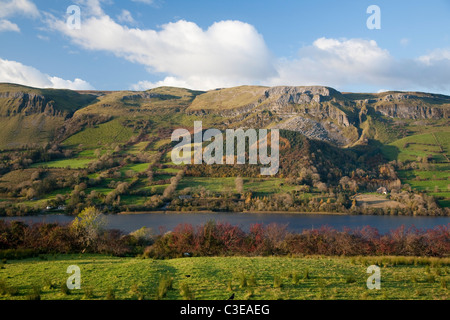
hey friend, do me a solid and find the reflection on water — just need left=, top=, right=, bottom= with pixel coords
left=1, top=212, right=449, bottom=234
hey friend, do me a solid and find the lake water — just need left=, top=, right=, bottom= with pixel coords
left=1, top=212, right=449, bottom=234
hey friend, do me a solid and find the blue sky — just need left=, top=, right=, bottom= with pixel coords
left=1, top=0, right=450, bottom=93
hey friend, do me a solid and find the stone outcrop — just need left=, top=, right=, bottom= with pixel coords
left=263, top=86, right=341, bottom=105
left=0, top=91, right=61, bottom=116
left=373, top=104, right=447, bottom=119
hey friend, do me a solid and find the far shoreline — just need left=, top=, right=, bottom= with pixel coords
left=117, top=210, right=356, bottom=216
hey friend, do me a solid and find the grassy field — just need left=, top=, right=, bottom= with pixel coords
left=62, top=119, right=135, bottom=147
left=354, top=194, right=405, bottom=209
left=0, top=255, right=448, bottom=300
left=177, top=177, right=299, bottom=196
left=382, top=132, right=449, bottom=162
left=380, top=130, right=450, bottom=208
left=31, top=158, right=93, bottom=169
left=120, top=163, right=151, bottom=174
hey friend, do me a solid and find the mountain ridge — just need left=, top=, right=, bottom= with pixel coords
left=0, top=82, right=448, bottom=149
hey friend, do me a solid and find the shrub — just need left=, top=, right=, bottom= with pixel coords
left=60, top=282, right=70, bottom=295
left=8, top=286, right=19, bottom=296
left=27, top=293, right=41, bottom=300
left=238, top=273, right=247, bottom=288
left=179, top=283, right=194, bottom=300
left=425, top=274, right=435, bottom=283
left=226, top=280, right=233, bottom=292
left=106, top=287, right=116, bottom=300
left=273, top=275, right=282, bottom=288
left=345, top=275, right=357, bottom=284
left=44, top=277, right=57, bottom=290
left=129, top=283, right=145, bottom=300
left=0, top=279, right=19, bottom=296
left=303, top=269, right=310, bottom=280
left=248, top=273, right=257, bottom=287
left=291, top=272, right=300, bottom=285
left=27, top=284, right=42, bottom=300
left=1, top=220, right=449, bottom=258
left=0, top=249, right=38, bottom=260
left=244, top=289, right=254, bottom=300
left=156, top=274, right=173, bottom=300
left=83, top=286, right=95, bottom=299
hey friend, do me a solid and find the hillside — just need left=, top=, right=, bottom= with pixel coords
left=0, top=83, right=97, bottom=148
left=0, top=82, right=448, bottom=215
left=0, top=83, right=448, bottom=149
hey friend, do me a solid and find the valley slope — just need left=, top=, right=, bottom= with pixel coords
left=0, top=83, right=448, bottom=215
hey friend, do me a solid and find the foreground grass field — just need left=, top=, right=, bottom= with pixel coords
left=0, top=255, right=448, bottom=300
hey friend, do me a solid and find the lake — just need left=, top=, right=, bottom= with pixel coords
left=1, top=212, right=449, bottom=234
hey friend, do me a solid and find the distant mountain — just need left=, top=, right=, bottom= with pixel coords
left=0, top=82, right=448, bottom=149
left=0, top=83, right=448, bottom=215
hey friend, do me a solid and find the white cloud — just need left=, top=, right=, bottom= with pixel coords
left=0, top=0, right=40, bottom=19
left=400, top=38, right=410, bottom=46
left=45, top=4, right=276, bottom=90
left=131, top=0, right=154, bottom=5
left=73, top=0, right=104, bottom=17
left=37, top=34, right=49, bottom=41
left=0, top=19, right=20, bottom=32
left=0, top=58, right=94, bottom=90
left=45, top=1, right=450, bottom=93
left=418, top=49, right=450, bottom=66
left=130, top=76, right=233, bottom=91
left=266, top=38, right=392, bottom=88
left=0, top=0, right=39, bottom=34
left=265, top=38, right=450, bottom=93
left=117, top=10, right=135, bottom=24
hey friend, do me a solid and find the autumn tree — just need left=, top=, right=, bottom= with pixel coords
left=71, top=206, right=106, bottom=248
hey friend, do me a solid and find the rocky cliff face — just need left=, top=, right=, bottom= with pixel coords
left=357, top=92, right=450, bottom=120
left=0, top=91, right=61, bottom=117
left=261, top=86, right=350, bottom=126
left=264, top=86, right=341, bottom=104
left=188, top=85, right=449, bottom=146
left=188, top=86, right=355, bottom=145
left=189, top=86, right=352, bottom=125
left=373, top=104, right=447, bottom=119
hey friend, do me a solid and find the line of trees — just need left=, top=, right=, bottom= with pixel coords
left=1, top=218, right=448, bottom=259
left=145, top=221, right=450, bottom=259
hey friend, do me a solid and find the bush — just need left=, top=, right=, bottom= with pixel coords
left=273, top=275, right=282, bottom=288
left=248, top=273, right=257, bottom=287
left=44, top=277, right=58, bottom=290
left=129, top=283, right=145, bottom=300
left=226, top=280, right=233, bottom=292
left=1, top=220, right=449, bottom=258
left=425, top=274, right=435, bottom=283
left=145, top=223, right=450, bottom=259
left=83, top=286, right=95, bottom=299
left=27, top=284, right=42, bottom=300
left=179, top=283, right=194, bottom=300
left=60, top=281, right=70, bottom=295
left=291, top=272, right=300, bottom=285
left=303, top=269, right=310, bottom=280
left=238, top=273, right=247, bottom=288
left=345, top=275, right=357, bottom=284
left=0, top=249, right=38, bottom=260
left=156, top=274, right=173, bottom=300
left=106, top=287, right=116, bottom=300
left=0, top=280, right=19, bottom=296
